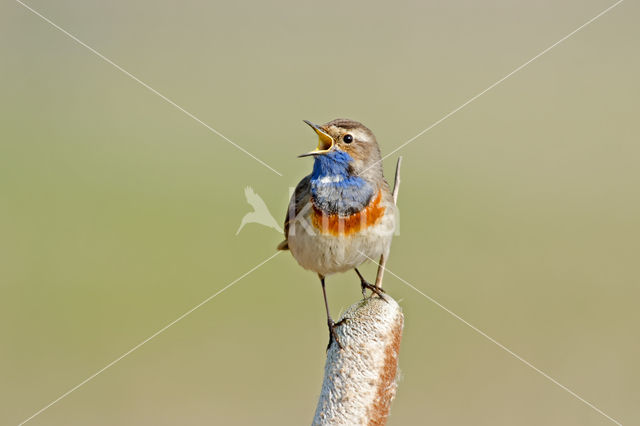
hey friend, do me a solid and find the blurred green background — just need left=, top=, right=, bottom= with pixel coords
left=1, top=0, right=638, bottom=425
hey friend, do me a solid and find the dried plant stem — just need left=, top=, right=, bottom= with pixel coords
left=375, top=156, right=401, bottom=288
left=313, top=296, right=404, bottom=426
left=392, top=156, right=402, bottom=205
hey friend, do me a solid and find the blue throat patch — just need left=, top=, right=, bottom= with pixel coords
left=310, top=150, right=375, bottom=216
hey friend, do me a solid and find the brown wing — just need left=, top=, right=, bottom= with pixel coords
left=276, top=175, right=311, bottom=250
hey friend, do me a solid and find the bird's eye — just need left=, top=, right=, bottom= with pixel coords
left=343, top=134, right=353, bottom=143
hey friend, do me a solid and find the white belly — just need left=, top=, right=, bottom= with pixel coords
left=287, top=203, right=395, bottom=276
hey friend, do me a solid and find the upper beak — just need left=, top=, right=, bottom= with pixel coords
left=298, top=120, right=334, bottom=157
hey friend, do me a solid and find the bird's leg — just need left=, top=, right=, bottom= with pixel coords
left=374, top=253, right=386, bottom=289
left=354, top=268, right=386, bottom=300
left=319, top=275, right=343, bottom=350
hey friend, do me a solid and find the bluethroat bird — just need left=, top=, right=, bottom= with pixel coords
left=277, top=119, right=396, bottom=348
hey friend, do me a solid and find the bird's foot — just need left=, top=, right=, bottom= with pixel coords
left=326, top=318, right=347, bottom=351
left=360, top=281, right=387, bottom=301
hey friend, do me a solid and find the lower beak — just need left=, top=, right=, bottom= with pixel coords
left=298, top=120, right=334, bottom=157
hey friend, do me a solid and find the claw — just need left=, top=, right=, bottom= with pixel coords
left=327, top=319, right=344, bottom=351
left=360, top=280, right=387, bottom=302
left=355, top=268, right=387, bottom=301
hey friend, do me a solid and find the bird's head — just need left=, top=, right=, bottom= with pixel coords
left=299, top=118, right=383, bottom=179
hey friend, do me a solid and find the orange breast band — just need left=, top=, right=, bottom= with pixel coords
left=311, top=190, right=385, bottom=236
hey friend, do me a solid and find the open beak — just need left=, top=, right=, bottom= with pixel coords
left=298, top=120, right=334, bottom=157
